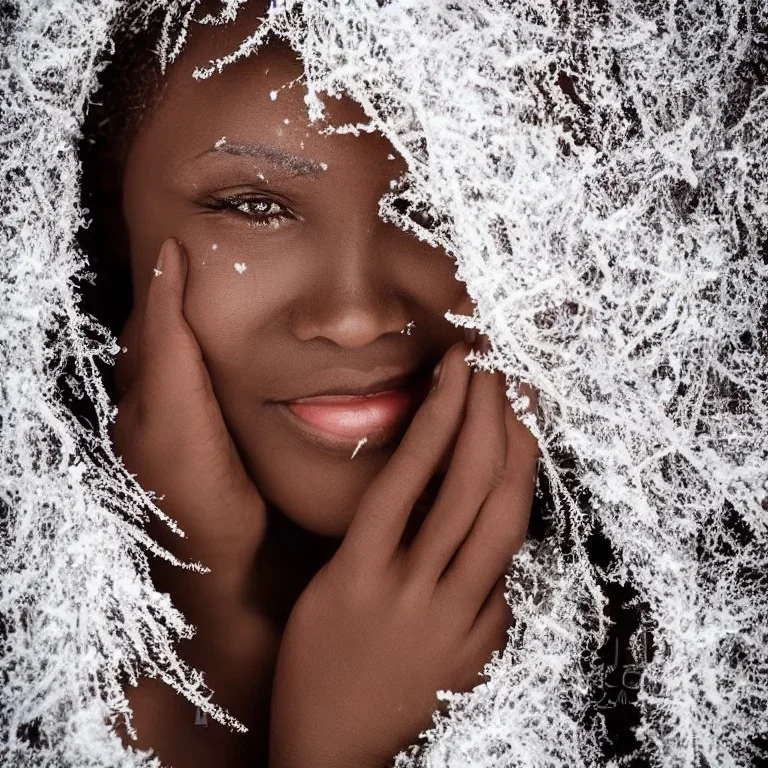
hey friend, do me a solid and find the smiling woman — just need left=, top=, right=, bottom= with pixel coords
left=76, top=3, right=528, bottom=768
left=5, top=1, right=767, bottom=767
left=107, top=13, right=471, bottom=539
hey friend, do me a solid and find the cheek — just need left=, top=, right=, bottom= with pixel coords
left=181, top=248, right=277, bottom=374
left=177, top=252, right=396, bottom=538
left=179, top=252, right=276, bottom=462
left=179, top=232, right=305, bottom=337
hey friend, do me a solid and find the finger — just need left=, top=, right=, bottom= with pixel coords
left=465, top=573, right=513, bottom=663
left=406, top=346, right=508, bottom=585
left=136, top=238, right=223, bottom=441
left=113, top=311, right=141, bottom=403
left=439, top=378, right=540, bottom=610
left=130, top=239, right=262, bottom=541
left=135, top=238, right=205, bottom=424
left=338, top=341, right=472, bottom=574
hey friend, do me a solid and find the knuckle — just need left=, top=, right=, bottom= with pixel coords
left=337, top=564, right=378, bottom=609
left=482, top=457, right=508, bottom=491
left=328, top=536, right=377, bottom=592
left=355, top=486, right=391, bottom=528
left=398, top=565, right=433, bottom=610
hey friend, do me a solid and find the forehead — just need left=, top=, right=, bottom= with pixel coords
left=129, top=11, right=399, bottom=180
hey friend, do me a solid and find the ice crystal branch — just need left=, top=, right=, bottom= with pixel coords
left=2, top=1, right=767, bottom=766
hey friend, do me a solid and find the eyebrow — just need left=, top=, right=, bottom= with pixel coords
left=195, top=141, right=324, bottom=177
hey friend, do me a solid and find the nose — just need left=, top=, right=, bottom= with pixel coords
left=289, top=237, right=411, bottom=349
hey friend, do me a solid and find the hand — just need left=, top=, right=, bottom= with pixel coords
left=269, top=338, right=540, bottom=768
left=110, top=239, right=272, bottom=763
left=111, top=237, right=268, bottom=577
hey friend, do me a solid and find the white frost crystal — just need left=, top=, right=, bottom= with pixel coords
left=1, top=1, right=767, bottom=767
left=350, top=436, right=368, bottom=459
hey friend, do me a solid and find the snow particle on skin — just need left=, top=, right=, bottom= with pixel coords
left=283, top=118, right=291, bottom=124
left=270, top=90, right=279, bottom=101
left=320, top=162, right=328, bottom=171
left=234, top=262, right=247, bottom=274
left=214, top=136, right=227, bottom=148
left=153, top=268, right=163, bottom=278
left=351, top=436, right=368, bottom=459
left=211, top=243, right=218, bottom=251
left=387, top=153, right=396, bottom=160
left=121, top=347, right=127, bottom=354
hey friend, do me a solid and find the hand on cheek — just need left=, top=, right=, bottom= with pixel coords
left=111, top=237, right=269, bottom=570
left=269, top=338, right=541, bottom=768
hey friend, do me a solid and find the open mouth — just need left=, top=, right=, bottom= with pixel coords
left=277, top=372, right=432, bottom=453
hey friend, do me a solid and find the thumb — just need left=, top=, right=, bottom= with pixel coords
left=118, top=238, right=267, bottom=559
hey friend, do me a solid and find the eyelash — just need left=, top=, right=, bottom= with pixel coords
left=208, top=194, right=294, bottom=229
left=207, top=192, right=444, bottom=232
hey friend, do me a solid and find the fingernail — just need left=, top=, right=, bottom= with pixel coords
left=154, top=239, right=172, bottom=278
left=431, top=360, right=443, bottom=389
left=431, top=356, right=450, bottom=390
left=177, top=240, right=188, bottom=281
left=155, top=239, right=187, bottom=281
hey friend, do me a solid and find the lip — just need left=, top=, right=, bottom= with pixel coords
left=282, top=370, right=421, bottom=401
left=277, top=376, right=432, bottom=453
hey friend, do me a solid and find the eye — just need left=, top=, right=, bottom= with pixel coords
left=207, top=194, right=294, bottom=230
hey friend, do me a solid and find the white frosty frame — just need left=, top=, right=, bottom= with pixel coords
left=1, top=1, right=767, bottom=767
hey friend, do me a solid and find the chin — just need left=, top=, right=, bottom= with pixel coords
left=278, top=497, right=357, bottom=539
left=241, top=430, right=396, bottom=539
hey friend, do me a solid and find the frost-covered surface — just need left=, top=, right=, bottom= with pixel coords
left=1, top=1, right=767, bottom=766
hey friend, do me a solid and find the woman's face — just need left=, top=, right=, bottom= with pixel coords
left=117, top=11, right=471, bottom=538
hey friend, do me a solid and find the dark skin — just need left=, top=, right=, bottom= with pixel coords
left=106, top=6, right=539, bottom=767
